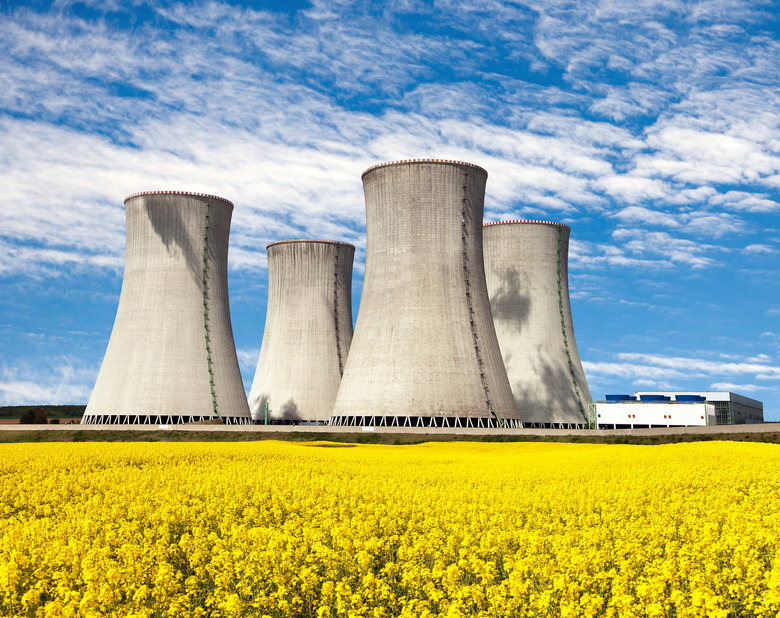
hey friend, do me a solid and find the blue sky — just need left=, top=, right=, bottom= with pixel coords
left=1, top=0, right=779, bottom=420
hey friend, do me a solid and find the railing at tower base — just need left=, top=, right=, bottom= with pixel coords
left=80, top=414, right=251, bottom=425
left=329, top=415, right=522, bottom=428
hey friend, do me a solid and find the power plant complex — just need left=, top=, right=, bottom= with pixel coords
left=84, top=159, right=656, bottom=429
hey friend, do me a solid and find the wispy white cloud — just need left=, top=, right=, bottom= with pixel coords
left=684, top=212, right=746, bottom=238
left=0, top=239, right=122, bottom=278
left=593, top=174, right=669, bottom=203
left=709, top=382, right=775, bottom=392
left=638, top=127, right=780, bottom=187
left=2, top=0, right=778, bottom=282
left=612, top=206, right=680, bottom=228
left=589, top=82, right=672, bottom=122
left=570, top=229, right=721, bottom=270
left=570, top=238, right=674, bottom=270
left=583, top=360, right=696, bottom=381
left=616, top=352, right=780, bottom=379
left=235, top=347, right=259, bottom=374
left=235, top=346, right=260, bottom=394
left=744, top=244, right=775, bottom=254
left=710, top=191, right=780, bottom=213
left=0, top=356, right=98, bottom=405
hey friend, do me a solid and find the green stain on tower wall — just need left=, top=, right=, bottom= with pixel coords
left=202, top=203, right=222, bottom=421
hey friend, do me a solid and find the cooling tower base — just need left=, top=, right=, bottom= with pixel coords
left=329, top=415, right=523, bottom=428
left=81, top=414, right=252, bottom=425
left=250, top=420, right=329, bottom=426
left=523, top=421, right=586, bottom=430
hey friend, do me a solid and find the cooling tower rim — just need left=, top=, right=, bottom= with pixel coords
left=267, top=239, right=356, bottom=250
left=484, top=219, right=570, bottom=230
left=124, top=190, right=234, bottom=207
left=362, top=158, right=487, bottom=179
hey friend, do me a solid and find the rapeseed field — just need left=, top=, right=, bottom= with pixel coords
left=1, top=441, right=778, bottom=617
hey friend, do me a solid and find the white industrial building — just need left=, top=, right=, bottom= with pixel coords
left=634, top=391, right=764, bottom=425
left=591, top=398, right=715, bottom=429
left=590, top=391, right=763, bottom=429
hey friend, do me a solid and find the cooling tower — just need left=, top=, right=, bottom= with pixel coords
left=83, top=191, right=251, bottom=425
left=248, top=240, right=355, bottom=423
left=330, top=159, right=521, bottom=428
left=483, top=220, right=591, bottom=428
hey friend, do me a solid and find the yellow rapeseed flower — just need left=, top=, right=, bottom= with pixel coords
left=0, top=441, right=778, bottom=616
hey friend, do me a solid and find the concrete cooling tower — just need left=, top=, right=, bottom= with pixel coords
left=330, top=159, right=521, bottom=428
left=83, top=191, right=251, bottom=425
left=248, top=240, right=355, bottom=423
left=483, top=220, right=591, bottom=428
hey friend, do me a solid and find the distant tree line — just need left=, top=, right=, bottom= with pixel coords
left=0, top=405, right=85, bottom=423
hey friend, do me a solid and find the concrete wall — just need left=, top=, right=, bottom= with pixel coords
left=84, top=191, right=251, bottom=424
left=249, top=240, right=354, bottom=423
left=594, top=402, right=715, bottom=428
left=331, top=159, right=520, bottom=424
left=483, top=221, right=591, bottom=426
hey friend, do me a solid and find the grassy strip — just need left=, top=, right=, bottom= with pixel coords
left=0, top=430, right=778, bottom=445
